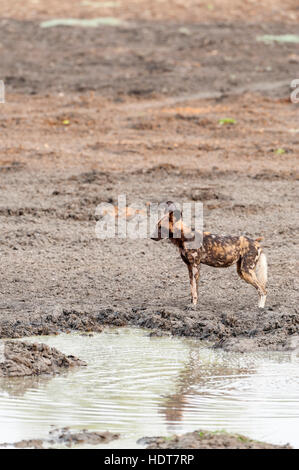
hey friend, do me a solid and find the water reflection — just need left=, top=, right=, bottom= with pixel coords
left=159, top=346, right=256, bottom=430
left=0, top=371, right=71, bottom=398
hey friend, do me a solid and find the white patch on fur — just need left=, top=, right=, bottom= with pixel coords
left=258, top=295, right=266, bottom=308
left=191, top=265, right=199, bottom=305
left=256, top=252, right=267, bottom=287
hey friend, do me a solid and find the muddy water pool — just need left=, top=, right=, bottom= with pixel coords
left=0, top=327, right=298, bottom=448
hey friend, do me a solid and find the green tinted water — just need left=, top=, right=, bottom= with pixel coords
left=257, top=34, right=299, bottom=44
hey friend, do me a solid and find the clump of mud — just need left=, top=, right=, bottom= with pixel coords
left=0, top=428, right=120, bottom=449
left=141, top=430, right=292, bottom=449
left=0, top=341, right=86, bottom=377
left=8, top=439, right=44, bottom=449
left=49, top=428, right=120, bottom=448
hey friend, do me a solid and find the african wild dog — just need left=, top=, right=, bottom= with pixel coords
left=151, top=201, right=268, bottom=308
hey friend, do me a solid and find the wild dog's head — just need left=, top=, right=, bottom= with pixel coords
left=151, top=201, right=194, bottom=243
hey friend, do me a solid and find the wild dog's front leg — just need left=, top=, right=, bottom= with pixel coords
left=187, top=263, right=200, bottom=305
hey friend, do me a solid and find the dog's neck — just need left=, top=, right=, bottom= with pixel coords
left=170, top=226, right=203, bottom=252
left=170, top=237, right=184, bottom=249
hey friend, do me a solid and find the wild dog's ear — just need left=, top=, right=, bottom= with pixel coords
left=151, top=212, right=172, bottom=241
left=164, top=200, right=176, bottom=213
left=164, top=201, right=181, bottom=221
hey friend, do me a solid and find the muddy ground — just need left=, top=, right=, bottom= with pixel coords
left=0, top=340, right=86, bottom=376
left=2, top=429, right=291, bottom=449
left=0, top=1, right=298, bottom=353
left=0, top=428, right=119, bottom=448
left=142, top=430, right=292, bottom=449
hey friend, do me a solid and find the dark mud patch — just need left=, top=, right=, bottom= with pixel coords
left=0, top=341, right=86, bottom=377
left=0, top=428, right=119, bottom=449
left=0, top=19, right=298, bottom=98
left=141, top=430, right=292, bottom=449
left=0, top=309, right=103, bottom=339
left=48, top=427, right=120, bottom=448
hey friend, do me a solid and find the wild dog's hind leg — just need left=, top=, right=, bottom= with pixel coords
left=187, top=263, right=200, bottom=306
left=256, top=251, right=267, bottom=307
left=236, top=258, right=242, bottom=278
left=238, top=255, right=267, bottom=308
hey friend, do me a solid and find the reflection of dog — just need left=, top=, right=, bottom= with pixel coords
left=151, top=201, right=267, bottom=308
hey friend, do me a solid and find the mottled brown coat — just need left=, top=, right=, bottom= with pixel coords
left=151, top=203, right=267, bottom=307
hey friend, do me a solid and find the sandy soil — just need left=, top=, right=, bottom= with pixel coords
left=0, top=1, right=298, bottom=352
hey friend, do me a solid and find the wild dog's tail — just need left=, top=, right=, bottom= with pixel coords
left=256, top=251, right=267, bottom=287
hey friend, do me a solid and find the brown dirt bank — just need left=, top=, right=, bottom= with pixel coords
left=98, top=306, right=299, bottom=353
left=0, top=340, right=86, bottom=377
left=1, top=305, right=298, bottom=353
left=141, top=430, right=292, bottom=449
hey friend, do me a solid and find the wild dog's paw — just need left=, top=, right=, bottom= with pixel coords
left=184, top=304, right=198, bottom=311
